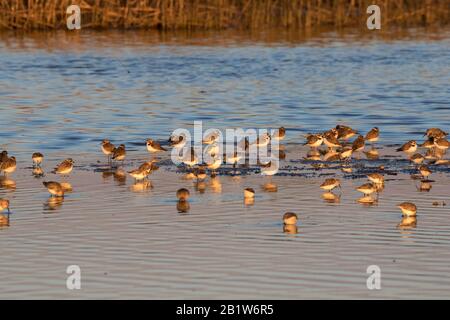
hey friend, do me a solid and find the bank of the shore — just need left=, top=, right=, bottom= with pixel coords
left=0, top=0, right=449, bottom=30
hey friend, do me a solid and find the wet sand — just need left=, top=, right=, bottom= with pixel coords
left=0, top=144, right=449, bottom=299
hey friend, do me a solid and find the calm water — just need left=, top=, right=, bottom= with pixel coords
left=0, top=29, right=449, bottom=299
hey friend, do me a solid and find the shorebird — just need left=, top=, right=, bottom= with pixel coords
left=323, top=132, right=341, bottom=150
left=182, top=147, right=198, bottom=168
left=52, top=158, right=74, bottom=176
left=259, top=160, right=278, bottom=177
left=43, top=181, right=65, bottom=197
left=397, top=140, right=417, bottom=154
left=146, top=139, right=167, bottom=153
left=244, top=187, right=255, bottom=199
left=112, top=144, right=126, bottom=164
left=206, top=156, right=222, bottom=176
left=410, top=153, right=425, bottom=165
left=304, top=134, right=323, bottom=148
left=339, top=146, right=353, bottom=161
left=101, top=139, right=115, bottom=163
left=424, top=148, right=437, bottom=160
left=0, top=156, right=16, bottom=176
left=254, top=133, right=271, bottom=147
left=176, top=188, right=190, bottom=201
left=272, top=127, right=286, bottom=141
left=356, top=183, right=377, bottom=196
left=138, top=160, right=159, bottom=172
left=324, top=128, right=339, bottom=139
left=320, top=178, right=341, bottom=191
left=0, top=199, right=10, bottom=213
left=336, top=125, right=357, bottom=140
left=169, top=134, right=187, bottom=149
left=283, top=212, right=298, bottom=226
left=397, top=202, right=417, bottom=216
left=425, top=128, right=448, bottom=139
left=323, top=150, right=340, bottom=162
left=420, top=137, right=435, bottom=149
left=202, top=131, right=220, bottom=145
left=367, top=173, right=384, bottom=185
left=128, top=167, right=151, bottom=182
left=418, top=165, right=432, bottom=179
left=434, top=137, right=449, bottom=151
left=226, top=151, right=241, bottom=169
left=365, top=127, right=379, bottom=144
left=193, top=166, right=207, bottom=181
left=352, top=135, right=365, bottom=152
left=32, top=152, right=44, bottom=167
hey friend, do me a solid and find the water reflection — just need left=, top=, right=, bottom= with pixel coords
left=32, top=167, right=45, bottom=177
left=0, top=214, right=10, bottom=228
left=357, top=196, right=377, bottom=205
left=397, top=216, right=417, bottom=230
left=177, top=200, right=190, bottom=213
left=283, top=224, right=298, bottom=235
left=417, top=181, right=433, bottom=192
left=244, top=197, right=255, bottom=206
left=44, top=197, right=65, bottom=211
left=0, top=177, right=16, bottom=190
left=209, top=177, right=222, bottom=193
left=322, top=192, right=340, bottom=203
left=130, top=180, right=152, bottom=192
left=364, top=148, right=379, bottom=160
left=195, top=181, right=207, bottom=194
left=113, top=168, right=127, bottom=185
left=262, top=182, right=277, bottom=192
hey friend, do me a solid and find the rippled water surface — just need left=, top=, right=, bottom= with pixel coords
left=0, top=29, right=449, bottom=299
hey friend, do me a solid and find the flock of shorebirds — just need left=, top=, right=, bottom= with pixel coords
left=0, top=125, right=449, bottom=230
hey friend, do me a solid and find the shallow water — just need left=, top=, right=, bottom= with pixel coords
left=0, top=29, right=449, bottom=299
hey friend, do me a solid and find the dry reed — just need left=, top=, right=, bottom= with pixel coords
left=0, top=0, right=448, bottom=30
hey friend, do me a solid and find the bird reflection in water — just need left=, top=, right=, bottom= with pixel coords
left=364, top=147, right=379, bottom=160
left=283, top=224, right=298, bottom=235
left=322, top=192, right=340, bottom=203
left=417, top=181, right=432, bottom=192
left=0, top=214, right=9, bottom=227
left=209, top=177, right=222, bottom=193
left=0, top=177, right=16, bottom=190
left=32, top=167, right=45, bottom=178
left=195, top=181, right=207, bottom=194
left=177, top=200, right=190, bottom=213
left=397, top=216, right=417, bottom=230
left=357, top=195, right=378, bottom=206
left=130, top=180, right=152, bottom=192
left=113, top=168, right=127, bottom=185
left=44, top=197, right=65, bottom=211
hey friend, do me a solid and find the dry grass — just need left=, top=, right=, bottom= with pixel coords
left=0, top=0, right=448, bottom=30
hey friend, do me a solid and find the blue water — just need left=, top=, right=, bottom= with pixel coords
left=1, top=30, right=449, bottom=156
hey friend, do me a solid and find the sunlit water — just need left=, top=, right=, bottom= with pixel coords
left=0, top=29, right=449, bottom=299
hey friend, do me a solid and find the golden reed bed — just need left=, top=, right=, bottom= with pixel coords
left=0, top=0, right=449, bottom=30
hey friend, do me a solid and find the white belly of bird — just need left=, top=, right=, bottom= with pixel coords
left=147, top=145, right=160, bottom=152
left=207, top=159, right=222, bottom=170
left=114, top=155, right=125, bottom=161
left=400, top=208, right=416, bottom=216
left=58, top=167, right=73, bottom=174
left=102, top=146, right=112, bottom=155
left=357, top=187, right=375, bottom=195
